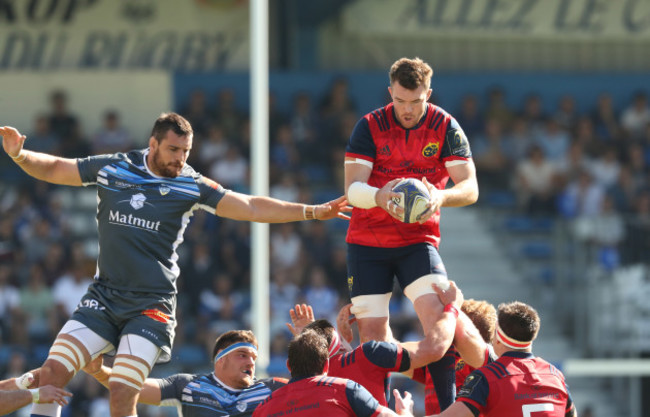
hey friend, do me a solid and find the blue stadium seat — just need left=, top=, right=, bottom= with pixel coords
left=484, top=190, right=516, bottom=210
left=172, top=344, right=208, bottom=369
left=520, top=241, right=553, bottom=260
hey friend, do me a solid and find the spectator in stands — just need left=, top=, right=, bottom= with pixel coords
left=589, top=145, right=621, bottom=188
left=304, top=266, right=339, bottom=323
left=180, top=89, right=211, bottom=138
left=92, top=110, right=133, bottom=154
left=591, top=92, right=620, bottom=142
left=290, top=92, right=317, bottom=144
left=472, top=118, right=510, bottom=190
left=554, top=94, right=579, bottom=132
left=503, top=116, right=534, bottom=167
left=0, top=265, right=20, bottom=343
left=47, top=90, right=78, bottom=146
left=214, top=88, right=245, bottom=141
left=52, top=263, right=92, bottom=322
left=271, top=223, right=302, bottom=272
left=17, top=264, right=56, bottom=344
left=555, top=142, right=590, bottom=190
left=209, top=145, right=249, bottom=191
left=455, top=94, right=485, bottom=138
left=620, top=90, right=650, bottom=141
left=513, top=145, right=558, bottom=215
left=269, top=269, right=301, bottom=335
left=520, top=93, right=547, bottom=137
left=559, top=169, right=605, bottom=218
left=484, top=86, right=514, bottom=128
left=27, top=115, right=60, bottom=155
left=535, top=118, right=570, bottom=163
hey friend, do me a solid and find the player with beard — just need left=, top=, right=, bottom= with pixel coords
left=0, top=113, right=349, bottom=417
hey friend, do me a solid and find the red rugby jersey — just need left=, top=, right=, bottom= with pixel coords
left=252, top=375, right=381, bottom=417
left=328, top=341, right=409, bottom=407
left=457, top=352, right=574, bottom=417
left=412, top=346, right=492, bottom=415
left=345, top=102, right=472, bottom=248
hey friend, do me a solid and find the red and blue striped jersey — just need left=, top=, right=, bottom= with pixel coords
left=457, top=352, right=575, bottom=417
left=345, top=102, right=472, bottom=248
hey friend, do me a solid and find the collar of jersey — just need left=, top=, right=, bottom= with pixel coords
left=501, top=351, right=534, bottom=359
left=390, top=103, right=429, bottom=131
left=212, top=372, right=248, bottom=392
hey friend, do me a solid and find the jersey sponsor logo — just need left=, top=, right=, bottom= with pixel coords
left=514, top=392, right=561, bottom=400
left=109, top=210, right=161, bottom=232
left=159, top=185, right=170, bottom=196
left=77, top=298, right=106, bottom=311
left=130, top=193, right=147, bottom=210
left=114, top=180, right=142, bottom=190
left=377, top=144, right=391, bottom=156
left=142, top=309, right=170, bottom=323
left=422, top=142, right=439, bottom=158
left=458, top=374, right=482, bottom=396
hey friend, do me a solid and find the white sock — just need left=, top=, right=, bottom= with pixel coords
left=30, top=402, right=61, bottom=417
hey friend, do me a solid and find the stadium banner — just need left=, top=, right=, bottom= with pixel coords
left=0, top=71, right=171, bottom=142
left=0, top=0, right=250, bottom=71
left=342, top=0, right=650, bottom=40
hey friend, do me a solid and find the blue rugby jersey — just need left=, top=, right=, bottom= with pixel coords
left=77, top=149, right=226, bottom=294
left=158, top=373, right=287, bottom=417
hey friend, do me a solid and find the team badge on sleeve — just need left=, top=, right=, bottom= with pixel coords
left=458, top=374, right=482, bottom=396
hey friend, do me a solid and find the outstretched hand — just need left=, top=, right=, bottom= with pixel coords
left=0, top=126, right=26, bottom=158
left=336, top=303, right=356, bottom=343
left=37, top=385, right=72, bottom=406
left=393, top=389, right=414, bottom=416
left=286, top=304, right=315, bottom=336
left=315, top=196, right=352, bottom=220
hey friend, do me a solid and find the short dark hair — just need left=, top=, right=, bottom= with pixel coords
left=212, top=330, right=258, bottom=362
left=462, top=299, right=497, bottom=344
left=151, top=112, right=193, bottom=142
left=287, top=330, right=328, bottom=379
left=497, top=301, right=540, bottom=345
left=389, top=57, right=433, bottom=90
left=303, top=319, right=335, bottom=345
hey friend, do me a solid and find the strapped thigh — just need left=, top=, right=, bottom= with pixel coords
left=350, top=293, right=392, bottom=319
left=403, top=273, right=450, bottom=303
left=109, top=334, right=161, bottom=391
left=48, top=320, right=114, bottom=374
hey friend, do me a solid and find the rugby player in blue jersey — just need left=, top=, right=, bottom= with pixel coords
left=84, top=330, right=287, bottom=417
left=1, top=113, right=349, bottom=417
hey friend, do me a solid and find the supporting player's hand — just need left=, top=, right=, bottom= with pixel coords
left=376, top=178, right=405, bottom=221
left=315, top=196, right=352, bottom=220
left=432, top=280, right=464, bottom=309
left=286, top=304, right=315, bottom=336
left=82, top=355, right=104, bottom=376
left=336, top=303, right=356, bottom=343
left=0, top=126, right=27, bottom=158
left=393, top=389, right=414, bottom=416
left=416, top=177, right=443, bottom=224
left=37, top=385, right=72, bottom=406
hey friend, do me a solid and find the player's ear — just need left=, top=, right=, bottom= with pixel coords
left=322, top=360, right=329, bottom=375
left=148, top=136, right=157, bottom=150
left=286, top=359, right=291, bottom=374
left=426, top=89, right=432, bottom=100
left=388, top=86, right=393, bottom=99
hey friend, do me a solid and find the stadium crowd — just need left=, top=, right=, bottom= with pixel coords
left=0, top=81, right=648, bottom=416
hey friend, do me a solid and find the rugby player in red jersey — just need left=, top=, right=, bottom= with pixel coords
left=344, top=57, right=479, bottom=409
left=252, top=330, right=414, bottom=417
left=431, top=301, right=577, bottom=417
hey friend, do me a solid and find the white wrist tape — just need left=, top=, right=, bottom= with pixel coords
left=15, top=372, right=34, bottom=389
left=30, top=388, right=39, bottom=403
left=347, top=182, right=378, bottom=209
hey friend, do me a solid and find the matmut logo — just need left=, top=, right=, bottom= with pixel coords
left=109, top=210, right=161, bottom=232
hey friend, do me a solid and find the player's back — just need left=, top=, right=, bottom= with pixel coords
left=253, top=376, right=361, bottom=417
left=328, top=340, right=409, bottom=406
left=459, top=352, right=572, bottom=417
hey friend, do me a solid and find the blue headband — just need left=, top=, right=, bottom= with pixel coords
left=214, top=342, right=258, bottom=363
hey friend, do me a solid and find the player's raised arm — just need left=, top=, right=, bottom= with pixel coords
left=1, top=126, right=82, bottom=186
left=215, top=190, right=350, bottom=222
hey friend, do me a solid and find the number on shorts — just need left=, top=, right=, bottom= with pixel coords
left=522, top=403, right=553, bottom=417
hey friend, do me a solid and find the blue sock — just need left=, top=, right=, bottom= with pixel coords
left=426, top=349, right=457, bottom=411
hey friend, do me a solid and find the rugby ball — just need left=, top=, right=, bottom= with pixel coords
left=391, top=178, right=430, bottom=223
